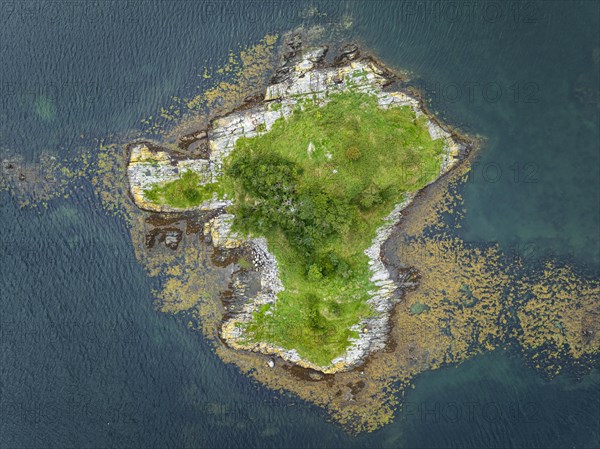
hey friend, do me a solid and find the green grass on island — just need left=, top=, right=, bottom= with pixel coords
left=142, top=90, right=445, bottom=365
left=144, top=170, right=221, bottom=208
left=224, top=91, right=445, bottom=366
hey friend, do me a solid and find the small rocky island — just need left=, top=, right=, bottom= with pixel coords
left=127, top=42, right=469, bottom=373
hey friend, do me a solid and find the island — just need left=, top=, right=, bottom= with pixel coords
left=127, top=42, right=469, bottom=373
left=0, top=30, right=596, bottom=436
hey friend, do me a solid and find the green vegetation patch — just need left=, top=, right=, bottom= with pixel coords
left=144, top=158, right=160, bottom=167
left=144, top=170, right=220, bottom=208
left=223, top=91, right=445, bottom=366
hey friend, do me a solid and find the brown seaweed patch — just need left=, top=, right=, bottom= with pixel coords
left=515, top=261, right=599, bottom=376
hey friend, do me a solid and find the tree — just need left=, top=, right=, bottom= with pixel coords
left=307, top=264, right=323, bottom=281
left=358, top=183, right=384, bottom=209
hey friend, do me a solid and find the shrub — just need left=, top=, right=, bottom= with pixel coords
left=345, top=146, right=361, bottom=161
left=307, top=264, right=323, bottom=281
left=357, top=183, right=384, bottom=209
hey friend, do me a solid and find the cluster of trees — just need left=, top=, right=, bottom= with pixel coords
left=356, top=182, right=397, bottom=210
left=227, top=151, right=353, bottom=279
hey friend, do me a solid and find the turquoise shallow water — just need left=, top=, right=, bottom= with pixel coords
left=0, top=1, right=598, bottom=448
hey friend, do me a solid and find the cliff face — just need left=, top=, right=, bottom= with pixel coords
left=127, top=42, right=467, bottom=373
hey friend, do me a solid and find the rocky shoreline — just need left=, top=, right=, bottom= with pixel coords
left=127, top=37, right=471, bottom=374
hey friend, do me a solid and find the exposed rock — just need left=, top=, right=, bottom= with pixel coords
left=270, top=65, right=294, bottom=84
left=287, top=34, right=302, bottom=51
left=203, top=214, right=243, bottom=249
left=335, top=43, right=359, bottom=64
left=164, top=231, right=180, bottom=249
left=308, top=371, right=325, bottom=381
left=178, top=129, right=208, bottom=149
left=186, top=139, right=211, bottom=159
left=145, top=227, right=183, bottom=250
left=341, top=43, right=358, bottom=57
left=305, top=46, right=328, bottom=64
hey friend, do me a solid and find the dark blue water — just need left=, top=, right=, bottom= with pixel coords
left=1, top=2, right=598, bottom=448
